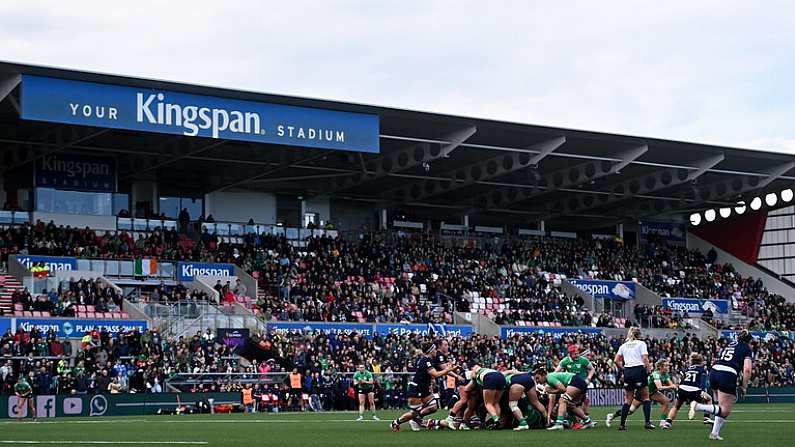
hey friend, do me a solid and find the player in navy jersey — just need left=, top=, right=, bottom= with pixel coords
left=391, top=341, right=458, bottom=432
left=662, top=352, right=713, bottom=429
left=692, top=330, right=754, bottom=440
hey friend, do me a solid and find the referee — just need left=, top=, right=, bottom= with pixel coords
left=614, top=327, right=653, bottom=430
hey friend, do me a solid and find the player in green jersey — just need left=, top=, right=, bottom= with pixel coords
left=14, top=375, right=36, bottom=421
left=534, top=368, right=595, bottom=430
left=607, top=360, right=677, bottom=427
left=465, top=365, right=508, bottom=429
left=555, top=344, right=595, bottom=417
left=353, top=364, right=379, bottom=421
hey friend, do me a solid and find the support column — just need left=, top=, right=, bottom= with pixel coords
left=462, top=214, right=469, bottom=228
left=0, top=173, right=5, bottom=208
left=539, top=220, right=545, bottom=234
left=617, top=223, right=624, bottom=239
left=300, top=198, right=307, bottom=227
left=379, top=209, right=388, bottom=230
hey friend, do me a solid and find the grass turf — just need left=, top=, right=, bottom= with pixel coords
left=1, top=404, right=793, bottom=446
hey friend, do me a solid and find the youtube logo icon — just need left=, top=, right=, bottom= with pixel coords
left=63, top=397, right=83, bottom=415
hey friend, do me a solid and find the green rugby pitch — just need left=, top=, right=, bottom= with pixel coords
left=1, top=404, right=793, bottom=446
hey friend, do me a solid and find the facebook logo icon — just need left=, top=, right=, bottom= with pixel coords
left=36, top=395, right=56, bottom=418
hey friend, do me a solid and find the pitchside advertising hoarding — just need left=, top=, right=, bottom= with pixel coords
left=661, top=298, right=729, bottom=315
left=176, top=262, right=235, bottom=281
left=375, top=323, right=474, bottom=337
left=500, top=326, right=603, bottom=338
left=265, top=322, right=473, bottom=337
left=568, top=279, right=636, bottom=300
left=35, top=153, right=116, bottom=192
left=3, top=392, right=240, bottom=418
left=14, top=317, right=148, bottom=338
left=21, top=75, right=380, bottom=153
left=13, top=255, right=78, bottom=271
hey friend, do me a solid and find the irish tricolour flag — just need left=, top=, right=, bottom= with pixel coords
left=134, top=258, right=158, bottom=276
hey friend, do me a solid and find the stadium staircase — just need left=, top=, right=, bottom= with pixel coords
left=0, top=274, right=23, bottom=315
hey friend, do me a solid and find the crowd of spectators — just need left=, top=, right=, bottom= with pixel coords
left=0, top=327, right=236, bottom=396
left=11, top=277, right=122, bottom=316
left=2, top=220, right=795, bottom=330
left=1, top=327, right=793, bottom=412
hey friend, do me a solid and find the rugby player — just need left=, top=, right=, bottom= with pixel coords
left=692, top=330, right=754, bottom=440
left=555, top=344, right=595, bottom=416
left=503, top=369, right=550, bottom=430
left=534, top=368, right=595, bottom=430
left=353, top=364, right=379, bottom=421
left=391, top=342, right=458, bottom=432
left=468, top=365, right=509, bottom=429
left=661, top=352, right=713, bottom=429
left=14, top=375, right=36, bottom=421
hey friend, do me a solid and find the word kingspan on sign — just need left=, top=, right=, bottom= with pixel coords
left=21, top=75, right=380, bottom=153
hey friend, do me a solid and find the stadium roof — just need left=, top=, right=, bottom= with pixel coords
left=1, top=60, right=793, bottom=231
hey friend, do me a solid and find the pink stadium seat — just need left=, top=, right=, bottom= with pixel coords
left=41, top=312, right=51, bottom=317
left=112, top=312, right=122, bottom=319
left=121, top=312, right=129, bottom=319
left=77, top=305, right=86, bottom=312
left=31, top=311, right=41, bottom=317
left=86, top=312, right=96, bottom=318
left=14, top=303, right=23, bottom=311
left=86, top=305, right=96, bottom=312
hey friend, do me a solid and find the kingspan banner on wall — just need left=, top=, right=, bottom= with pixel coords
left=662, top=298, right=729, bottom=315
left=720, top=330, right=795, bottom=341
left=176, top=262, right=235, bottom=281
left=14, top=318, right=148, bottom=338
left=21, top=75, right=380, bottom=153
left=640, top=221, right=686, bottom=242
left=13, top=255, right=78, bottom=271
left=568, top=279, right=636, bottom=300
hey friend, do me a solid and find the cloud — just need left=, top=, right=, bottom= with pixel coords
left=2, top=0, right=795, bottom=152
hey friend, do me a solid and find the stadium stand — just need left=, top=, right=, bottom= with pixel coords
left=2, top=220, right=795, bottom=329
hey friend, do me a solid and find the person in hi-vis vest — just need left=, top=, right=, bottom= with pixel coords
left=242, top=384, right=255, bottom=413
left=288, top=369, right=305, bottom=411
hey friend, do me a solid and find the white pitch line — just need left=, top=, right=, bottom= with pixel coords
left=0, top=442, right=207, bottom=445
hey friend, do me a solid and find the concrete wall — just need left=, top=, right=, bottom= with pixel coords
left=31, top=212, right=117, bottom=231
left=233, top=266, right=258, bottom=299
left=634, top=283, right=661, bottom=307
left=688, top=231, right=795, bottom=302
left=561, top=280, right=594, bottom=311
left=204, top=191, right=276, bottom=224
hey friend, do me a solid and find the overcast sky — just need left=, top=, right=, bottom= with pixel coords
left=2, top=1, right=795, bottom=153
